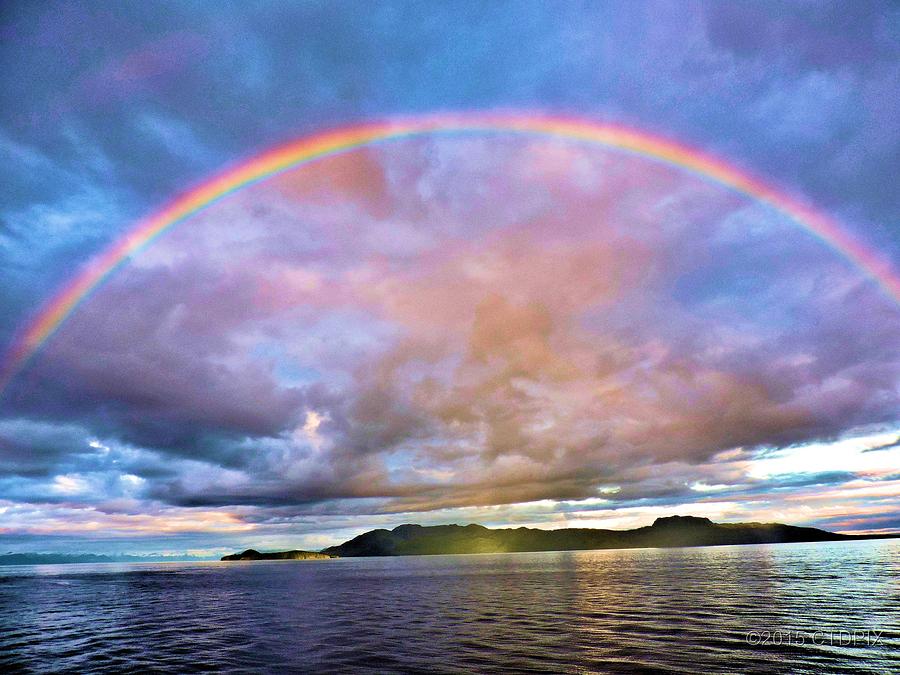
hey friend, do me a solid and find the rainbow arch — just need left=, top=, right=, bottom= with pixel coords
left=2, top=112, right=899, bottom=393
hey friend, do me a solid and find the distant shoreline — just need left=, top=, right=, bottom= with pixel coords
left=2, top=537, right=897, bottom=567
left=221, top=549, right=335, bottom=561
left=4, top=517, right=897, bottom=566
left=0, top=554, right=219, bottom=566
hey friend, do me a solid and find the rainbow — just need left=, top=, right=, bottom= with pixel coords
left=2, top=112, right=899, bottom=393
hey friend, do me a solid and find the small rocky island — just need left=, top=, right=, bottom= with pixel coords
left=221, top=549, right=336, bottom=561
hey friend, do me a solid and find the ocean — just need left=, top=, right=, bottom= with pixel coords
left=1, top=539, right=897, bottom=673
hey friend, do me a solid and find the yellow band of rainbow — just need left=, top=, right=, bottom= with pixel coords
left=3, top=112, right=898, bottom=394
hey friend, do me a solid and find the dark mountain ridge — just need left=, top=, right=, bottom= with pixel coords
left=320, top=515, right=897, bottom=557
left=221, top=549, right=336, bottom=561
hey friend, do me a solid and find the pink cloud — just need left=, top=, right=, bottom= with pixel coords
left=7, top=136, right=898, bottom=525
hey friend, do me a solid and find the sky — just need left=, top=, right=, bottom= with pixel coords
left=0, top=0, right=898, bottom=557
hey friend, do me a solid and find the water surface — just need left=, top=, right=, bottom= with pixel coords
left=1, top=539, right=897, bottom=673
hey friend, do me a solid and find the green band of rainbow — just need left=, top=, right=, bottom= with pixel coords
left=3, top=112, right=899, bottom=393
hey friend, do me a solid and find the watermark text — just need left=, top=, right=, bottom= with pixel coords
left=745, top=629, right=883, bottom=647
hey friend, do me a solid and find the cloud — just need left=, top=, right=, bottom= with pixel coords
left=3, top=138, right=896, bottom=528
left=0, top=1, right=898, bottom=548
left=0, top=499, right=254, bottom=537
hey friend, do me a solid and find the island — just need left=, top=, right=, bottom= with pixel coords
left=218, top=515, right=898, bottom=561
left=221, top=549, right=336, bottom=561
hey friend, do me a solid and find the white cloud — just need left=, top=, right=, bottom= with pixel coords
left=747, top=427, right=900, bottom=479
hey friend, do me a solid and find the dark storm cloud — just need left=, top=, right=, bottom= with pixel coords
left=0, top=419, right=89, bottom=478
left=3, top=255, right=309, bottom=457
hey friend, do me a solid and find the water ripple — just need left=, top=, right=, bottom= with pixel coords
left=0, top=539, right=897, bottom=673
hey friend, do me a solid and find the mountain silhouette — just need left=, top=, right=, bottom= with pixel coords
left=221, top=549, right=336, bottom=561
left=318, top=515, right=894, bottom=557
